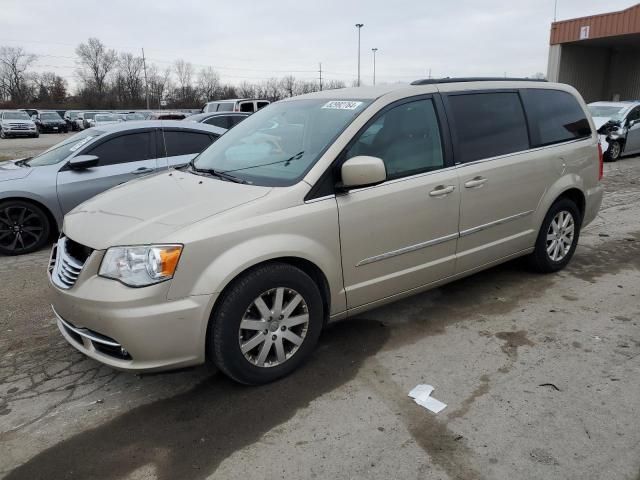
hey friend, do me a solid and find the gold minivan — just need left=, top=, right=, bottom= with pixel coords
left=49, top=79, right=604, bottom=384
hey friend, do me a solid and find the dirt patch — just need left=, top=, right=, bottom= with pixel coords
left=447, top=375, right=491, bottom=421
left=568, top=233, right=640, bottom=283
left=494, top=331, right=535, bottom=360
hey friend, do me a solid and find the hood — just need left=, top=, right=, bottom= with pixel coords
left=0, top=159, right=33, bottom=182
left=1, top=119, right=33, bottom=125
left=64, top=170, right=272, bottom=249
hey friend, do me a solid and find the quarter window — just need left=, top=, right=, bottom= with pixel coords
left=522, top=89, right=591, bottom=146
left=447, top=92, right=529, bottom=163
left=164, top=130, right=216, bottom=157
left=345, top=99, right=444, bottom=180
left=204, top=116, right=230, bottom=129
left=87, top=132, right=154, bottom=166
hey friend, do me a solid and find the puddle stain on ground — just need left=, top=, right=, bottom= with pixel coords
left=447, top=375, right=491, bottom=421
left=6, top=231, right=640, bottom=479
left=362, top=361, right=485, bottom=480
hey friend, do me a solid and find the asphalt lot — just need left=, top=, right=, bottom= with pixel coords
left=0, top=136, right=639, bottom=480
left=0, top=132, right=74, bottom=161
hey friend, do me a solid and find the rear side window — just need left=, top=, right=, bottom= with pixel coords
left=522, top=89, right=591, bottom=147
left=447, top=92, right=529, bottom=163
left=257, top=102, right=269, bottom=110
left=217, top=103, right=233, bottom=112
left=230, top=115, right=247, bottom=126
left=239, top=102, right=255, bottom=112
left=204, top=116, right=230, bottom=129
left=87, top=132, right=154, bottom=166
left=164, top=130, right=216, bottom=156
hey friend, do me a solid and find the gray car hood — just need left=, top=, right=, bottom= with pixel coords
left=64, top=170, right=272, bottom=250
left=0, top=160, right=33, bottom=182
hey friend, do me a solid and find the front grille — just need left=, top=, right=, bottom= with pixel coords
left=9, top=123, right=29, bottom=130
left=50, top=237, right=92, bottom=289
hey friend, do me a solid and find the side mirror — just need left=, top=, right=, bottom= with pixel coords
left=340, top=156, right=387, bottom=189
left=68, top=155, right=99, bottom=170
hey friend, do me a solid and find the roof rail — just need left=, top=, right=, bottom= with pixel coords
left=410, top=77, right=548, bottom=85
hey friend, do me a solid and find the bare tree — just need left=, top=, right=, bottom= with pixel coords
left=0, top=46, right=37, bottom=104
left=117, top=52, right=144, bottom=104
left=279, top=75, right=296, bottom=98
left=75, top=38, right=117, bottom=101
left=34, top=71, right=67, bottom=105
left=147, top=64, right=171, bottom=108
left=236, top=81, right=256, bottom=99
left=173, top=59, right=198, bottom=106
left=197, top=67, right=221, bottom=102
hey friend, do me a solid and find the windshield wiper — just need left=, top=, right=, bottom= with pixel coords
left=189, top=164, right=250, bottom=184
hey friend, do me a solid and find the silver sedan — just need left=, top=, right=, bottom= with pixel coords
left=0, top=121, right=225, bottom=255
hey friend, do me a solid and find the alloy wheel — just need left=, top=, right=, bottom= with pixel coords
left=238, top=287, right=310, bottom=368
left=0, top=205, right=45, bottom=253
left=546, top=210, right=575, bottom=262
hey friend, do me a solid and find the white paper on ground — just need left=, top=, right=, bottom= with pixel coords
left=408, top=384, right=447, bottom=413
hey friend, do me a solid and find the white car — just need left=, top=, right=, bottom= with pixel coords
left=93, top=114, right=119, bottom=127
left=588, top=101, right=640, bottom=161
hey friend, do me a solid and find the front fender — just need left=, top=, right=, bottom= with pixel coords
left=0, top=189, right=63, bottom=229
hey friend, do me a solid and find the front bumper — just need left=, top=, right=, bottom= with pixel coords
left=49, top=250, right=216, bottom=372
left=40, top=124, right=66, bottom=132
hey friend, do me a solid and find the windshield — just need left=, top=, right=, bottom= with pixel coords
left=95, top=114, right=117, bottom=122
left=27, top=129, right=105, bottom=167
left=3, top=112, right=30, bottom=121
left=588, top=105, right=627, bottom=120
left=41, top=112, right=61, bottom=120
left=193, top=99, right=371, bottom=186
left=84, top=112, right=98, bottom=120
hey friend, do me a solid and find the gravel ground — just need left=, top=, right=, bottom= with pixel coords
left=0, top=133, right=74, bottom=162
left=0, top=139, right=639, bottom=479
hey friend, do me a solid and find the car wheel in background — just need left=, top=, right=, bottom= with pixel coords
left=0, top=200, right=51, bottom=256
left=0, top=130, right=6, bottom=139
left=605, top=140, right=621, bottom=162
left=209, top=262, right=324, bottom=385
left=527, top=198, right=581, bottom=273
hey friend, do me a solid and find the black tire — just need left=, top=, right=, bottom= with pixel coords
left=605, top=140, right=621, bottom=162
left=209, top=262, right=324, bottom=385
left=33, top=133, right=39, bottom=138
left=0, top=129, right=6, bottom=139
left=527, top=198, right=581, bottom=273
left=0, top=200, right=51, bottom=256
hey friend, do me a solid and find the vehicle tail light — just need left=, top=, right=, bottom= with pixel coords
left=597, top=142, right=604, bottom=180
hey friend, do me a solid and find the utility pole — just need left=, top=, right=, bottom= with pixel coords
left=371, top=48, right=378, bottom=85
left=428, top=68, right=432, bottom=79
left=141, top=48, right=150, bottom=110
left=554, top=0, right=558, bottom=21
left=355, top=23, right=364, bottom=86
left=319, top=62, right=323, bottom=91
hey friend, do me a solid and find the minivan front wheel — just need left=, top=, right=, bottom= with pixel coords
left=528, top=198, right=581, bottom=273
left=210, top=263, right=324, bottom=384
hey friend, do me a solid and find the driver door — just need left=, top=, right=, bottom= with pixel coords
left=56, top=129, right=158, bottom=214
left=336, top=96, right=460, bottom=309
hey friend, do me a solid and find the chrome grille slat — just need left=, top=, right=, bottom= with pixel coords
left=50, top=237, right=89, bottom=290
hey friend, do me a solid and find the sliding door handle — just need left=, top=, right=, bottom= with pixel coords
left=464, top=176, right=487, bottom=188
left=429, top=185, right=456, bottom=197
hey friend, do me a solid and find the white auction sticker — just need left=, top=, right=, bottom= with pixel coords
left=69, top=136, right=95, bottom=152
left=322, top=100, right=363, bottom=110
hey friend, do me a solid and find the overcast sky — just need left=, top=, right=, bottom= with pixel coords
left=0, top=0, right=637, bottom=90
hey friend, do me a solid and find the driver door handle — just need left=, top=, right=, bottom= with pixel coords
left=131, top=167, right=155, bottom=175
left=429, top=185, right=456, bottom=197
left=464, top=176, right=488, bottom=188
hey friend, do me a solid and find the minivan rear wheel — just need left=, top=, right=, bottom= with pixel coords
left=527, top=198, right=581, bottom=273
left=209, top=262, right=324, bottom=384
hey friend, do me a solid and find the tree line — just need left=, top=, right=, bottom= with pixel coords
left=0, top=38, right=346, bottom=110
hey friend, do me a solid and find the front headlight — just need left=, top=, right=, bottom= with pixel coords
left=99, top=245, right=183, bottom=287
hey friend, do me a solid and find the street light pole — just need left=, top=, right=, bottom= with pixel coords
left=371, top=48, right=378, bottom=86
left=355, top=23, right=364, bottom=86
